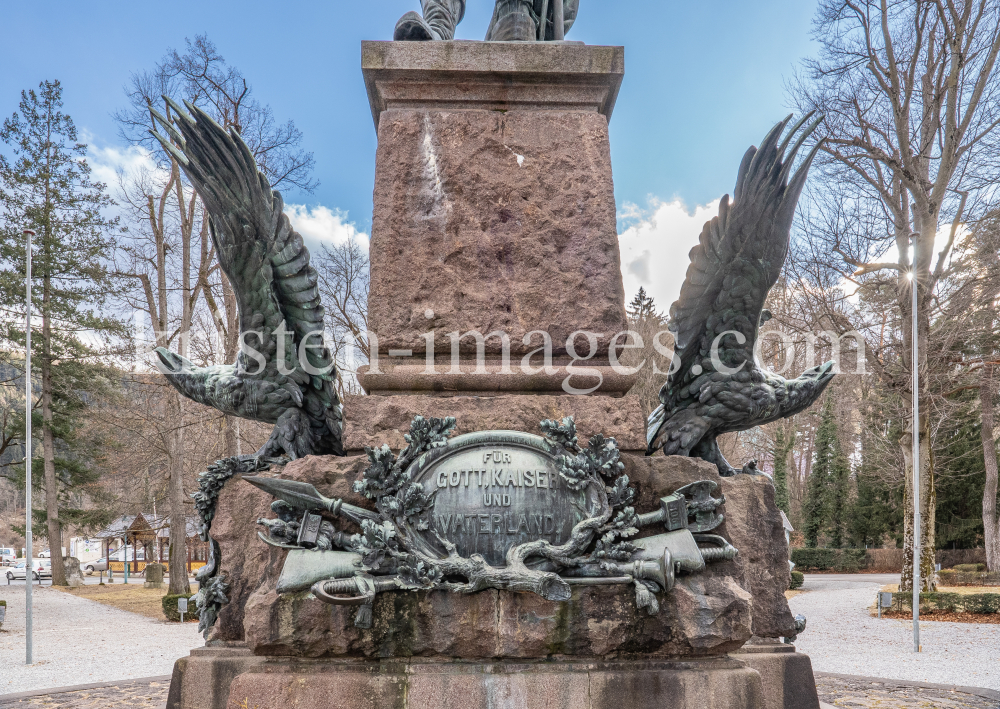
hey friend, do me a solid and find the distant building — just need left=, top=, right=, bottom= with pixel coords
left=780, top=511, right=795, bottom=571
left=95, top=513, right=208, bottom=575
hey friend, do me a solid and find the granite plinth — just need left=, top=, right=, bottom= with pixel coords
left=341, top=393, right=646, bottom=454
left=204, top=453, right=795, bottom=654
left=362, top=42, right=629, bottom=395
left=166, top=647, right=765, bottom=709
left=362, top=40, right=624, bottom=126
left=358, top=358, right=638, bottom=396
left=731, top=640, right=821, bottom=709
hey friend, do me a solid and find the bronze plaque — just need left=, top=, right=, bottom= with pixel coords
left=408, top=431, right=592, bottom=566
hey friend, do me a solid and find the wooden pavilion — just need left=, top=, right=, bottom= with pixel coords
left=96, top=513, right=208, bottom=575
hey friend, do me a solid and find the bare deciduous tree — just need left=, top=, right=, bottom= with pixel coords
left=316, top=236, right=370, bottom=397
left=113, top=36, right=317, bottom=592
left=790, top=0, right=1000, bottom=591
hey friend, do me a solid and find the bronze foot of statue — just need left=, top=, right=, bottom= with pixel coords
left=394, top=0, right=464, bottom=41
left=485, top=0, right=538, bottom=41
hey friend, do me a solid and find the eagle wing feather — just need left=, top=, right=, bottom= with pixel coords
left=658, top=114, right=822, bottom=415
left=151, top=100, right=343, bottom=455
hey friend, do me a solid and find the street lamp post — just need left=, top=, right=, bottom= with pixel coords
left=910, top=236, right=921, bottom=654
left=23, top=228, right=34, bottom=666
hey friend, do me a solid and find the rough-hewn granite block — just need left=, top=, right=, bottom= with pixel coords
left=207, top=453, right=795, bottom=656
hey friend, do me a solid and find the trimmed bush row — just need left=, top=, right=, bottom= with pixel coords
left=887, top=592, right=1000, bottom=614
left=162, top=593, right=200, bottom=622
left=791, top=547, right=994, bottom=574
left=791, top=548, right=866, bottom=571
left=937, top=569, right=1000, bottom=586
left=954, top=563, right=987, bottom=572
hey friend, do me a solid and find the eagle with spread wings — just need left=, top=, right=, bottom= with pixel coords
left=646, top=114, right=835, bottom=476
left=149, top=99, right=344, bottom=460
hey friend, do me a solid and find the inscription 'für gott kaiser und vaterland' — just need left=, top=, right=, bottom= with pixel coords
left=411, top=433, right=591, bottom=566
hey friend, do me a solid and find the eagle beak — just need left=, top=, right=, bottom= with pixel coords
left=154, top=346, right=192, bottom=374
left=808, top=360, right=836, bottom=383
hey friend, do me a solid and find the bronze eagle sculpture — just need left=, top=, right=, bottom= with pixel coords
left=646, top=114, right=835, bottom=476
left=149, top=100, right=344, bottom=460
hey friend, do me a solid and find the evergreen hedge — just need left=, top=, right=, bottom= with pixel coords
left=162, top=593, right=200, bottom=622
left=791, top=547, right=866, bottom=571
left=937, top=569, right=1000, bottom=586
left=953, top=563, right=986, bottom=572
left=789, top=571, right=804, bottom=590
left=887, top=592, right=1000, bottom=614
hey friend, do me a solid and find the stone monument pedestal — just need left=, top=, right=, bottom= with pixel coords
left=358, top=40, right=631, bottom=397
left=144, top=562, right=166, bottom=589
left=166, top=39, right=822, bottom=709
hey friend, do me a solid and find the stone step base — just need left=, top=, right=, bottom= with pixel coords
left=167, top=646, right=767, bottom=709
left=731, top=642, right=821, bottom=709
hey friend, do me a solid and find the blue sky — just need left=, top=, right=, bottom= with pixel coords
left=1, top=0, right=818, bottom=308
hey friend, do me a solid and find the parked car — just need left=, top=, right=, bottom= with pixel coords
left=5, top=559, right=51, bottom=583
left=108, top=548, right=145, bottom=562
left=84, top=558, right=109, bottom=575
left=0, top=548, right=15, bottom=566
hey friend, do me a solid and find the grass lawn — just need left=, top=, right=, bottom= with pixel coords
left=50, top=581, right=199, bottom=621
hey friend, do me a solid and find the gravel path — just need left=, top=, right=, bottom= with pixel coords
left=0, top=584, right=203, bottom=695
left=790, top=574, right=1000, bottom=691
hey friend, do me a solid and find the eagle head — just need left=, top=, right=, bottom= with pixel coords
left=781, top=360, right=835, bottom=417
left=154, top=346, right=209, bottom=405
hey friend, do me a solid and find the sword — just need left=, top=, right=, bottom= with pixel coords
left=243, top=476, right=379, bottom=526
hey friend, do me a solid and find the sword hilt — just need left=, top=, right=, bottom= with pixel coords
left=311, top=575, right=400, bottom=605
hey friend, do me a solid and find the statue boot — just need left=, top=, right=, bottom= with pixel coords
left=394, top=0, right=465, bottom=41
left=485, top=0, right=539, bottom=41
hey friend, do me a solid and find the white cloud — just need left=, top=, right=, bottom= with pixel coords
left=284, top=204, right=369, bottom=250
left=618, top=197, right=721, bottom=314
left=84, top=135, right=159, bottom=189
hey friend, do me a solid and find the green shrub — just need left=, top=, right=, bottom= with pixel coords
left=937, top=569, right=1000, bottom=586
left=839, top=549, right=866, bottom=572
left=791, top=548, right=837, bottom=570
left=791, top=548, right=866, bottom=571
left=789, top=571, right=804, bottom=590
left=890, top=591, right=1000, bottom=614
left=953, top=563, right=986, bottom=573
left=964, top=594, right=1000, bottom=614
left=162, top=593, right=200, bottom=622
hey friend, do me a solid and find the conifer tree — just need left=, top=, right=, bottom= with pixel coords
left=803, top=460, right=827, bottom=548
left=772, top=425, right=793, bottom=515
left=803, top=395, right=853, bottom=548
left=0, top=80, right=126, bottom=584
left=627, top=287, right=658, bottom=322
left=828, top=447, right=851, bottom=548
left=804, top=396, right=839, bottom=547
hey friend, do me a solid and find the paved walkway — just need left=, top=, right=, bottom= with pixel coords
left=790, top=574, right=1000, bottom=691
left=816, top=673, right=999, bottom=709
left=0, top=678, right=170, bottom=709
left=0, top=584, right=202, bottom=695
